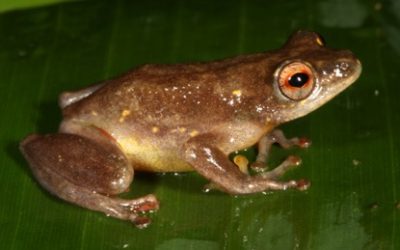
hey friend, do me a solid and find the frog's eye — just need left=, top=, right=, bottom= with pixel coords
left=277, top=62, right=315, bottom=100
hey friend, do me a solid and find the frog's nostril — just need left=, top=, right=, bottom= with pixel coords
left=336, top=58, right=362, bottom=80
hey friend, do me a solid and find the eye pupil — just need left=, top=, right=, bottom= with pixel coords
left=288, top=73, right=309, bottom=87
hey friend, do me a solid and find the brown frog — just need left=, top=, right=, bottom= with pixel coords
left=20, top=31, right=361, bottom=228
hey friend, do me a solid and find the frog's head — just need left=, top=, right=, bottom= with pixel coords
left=268, top=30, right=362, bottom=123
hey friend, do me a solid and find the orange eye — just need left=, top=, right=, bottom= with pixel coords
left=277, top=62, right=315, bottom=100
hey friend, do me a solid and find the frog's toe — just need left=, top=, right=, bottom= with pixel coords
left=286, top=155, right=302, bottom=166
left=295, top=179, right=311, bottom=191
left=203, top=182, right=223, bottom=192
left=297, top=137, right=312, bottom=148
left=233, top=155, right=250, bottom=174
left=120, top=194, right=159, bottom=213
left=250, top=161, right=268, bottom=173
left=131, top=216, right=152, bottom=229
left=119, top=194, right=159, bottom=228
left=260, top=155, right=302, bottom=179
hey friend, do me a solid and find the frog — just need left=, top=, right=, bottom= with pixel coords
left=20, top=30, right=361, bottom=228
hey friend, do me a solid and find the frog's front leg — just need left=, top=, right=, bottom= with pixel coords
left=20, top=133, right=159, bottom=228
left=251, top=129, right=311, bottom=172
left=182, top=135, right=307, bottom=194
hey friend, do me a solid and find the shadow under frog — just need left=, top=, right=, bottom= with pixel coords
left=7, top=101, right=60, bottom=179
left=19, top=30, right=362, bottom=228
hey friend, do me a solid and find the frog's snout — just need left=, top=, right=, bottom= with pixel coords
left=342, top=50, right=362, bottom=82
left=323, top=49, right=362, bottom=84
left=340, top=49, right=362, bottom=74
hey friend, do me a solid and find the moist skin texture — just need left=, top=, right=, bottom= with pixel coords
left=20, top=30, right=362, bottom=227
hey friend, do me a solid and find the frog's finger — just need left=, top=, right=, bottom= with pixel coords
left=260, top=155, right=302, bottom=179
left=233, top=155, right=249, bottom=174
left=269, top=129, right=312, bottom=149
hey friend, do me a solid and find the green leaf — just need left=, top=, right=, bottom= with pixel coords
left=1, top=0, right=399, bottom=249
left=0, top=0, right=73, bottom=13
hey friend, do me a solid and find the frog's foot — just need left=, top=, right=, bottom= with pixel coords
left=20, top=133, right=159, bottom=228
left=108, top=195, right=159, bottom=228
left=251, top=129, right=311, bottom=172
left=254, top=155, right=309, bottom=190
left=204, top=155, right=250, bottom=192
left=256, top=155, right=310, bottom=191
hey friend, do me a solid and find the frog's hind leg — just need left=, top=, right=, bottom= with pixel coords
left=251, top=129, right=311, bottom=172
left=20, top=133, right=159, bottom=228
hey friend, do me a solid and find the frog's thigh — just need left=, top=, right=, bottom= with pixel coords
left=21, top=133, right=133, bottom=195
left=20, top=134, right=159, bottom=225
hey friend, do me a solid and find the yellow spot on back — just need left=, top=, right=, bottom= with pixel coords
left=119, top=109, right=131, bottom=123
left=121, top=109, right=131, bottom=117
left=232, top=89, right=242, bottom=96
left=152, top=126, right=160, bottom=133
left=189, top=130, right=199, bottom=137
left=91, top=111, right=98, bottom=116
left=178, top=127, right=187, bottom=133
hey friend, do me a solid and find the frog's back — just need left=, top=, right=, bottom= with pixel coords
left=61, top=53, right=269, bottom=131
